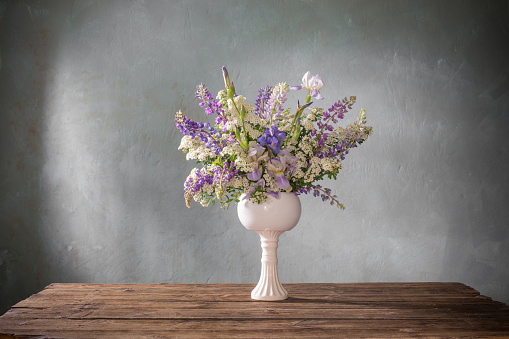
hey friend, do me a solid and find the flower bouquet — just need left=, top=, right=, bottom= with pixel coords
left=175, top=67, right=372, bottom=210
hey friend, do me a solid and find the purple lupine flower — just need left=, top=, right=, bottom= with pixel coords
left=175, top=110, right=224, bottom=154
left=211, top=161, right=238, bottom=197
left=314, top=96, right=356, bottom=154
left=254, top=85, right=273, bottom=118
left=293, top=184, right=336, bottom=205
left=316, top=146, right=339, bottom=159
left=184, top=168, right=215, bottom=207
left=332, top=126, right=365, bottom=161
left=257, top=126, right=286, bottom=155
left=318, top=97, right=355, bottom=126
left=195, top=84, right=228, bottom=132
left=264, top=85, right=288, bottom=122
left=213, top=162, right=238, bottom=185
left=294, top=186, right=312, bottom=196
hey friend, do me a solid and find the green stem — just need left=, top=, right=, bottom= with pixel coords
left=305, top=93, right=311, bottom=104
left=288, top=97, right=311, bottom=141
left=269, top=99, right=279, bottom=126
left=231, top=99, right=249, bottom=149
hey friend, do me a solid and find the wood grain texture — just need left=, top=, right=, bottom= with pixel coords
left=1, top=283, right=508, bottom=338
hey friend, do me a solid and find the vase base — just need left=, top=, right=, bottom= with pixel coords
left=251, top=290, right=288, bottom=301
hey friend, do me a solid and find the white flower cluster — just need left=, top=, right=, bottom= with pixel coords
left=298, top=135, right=317, bottom=156
left=179, top=136, right=215, bottom=162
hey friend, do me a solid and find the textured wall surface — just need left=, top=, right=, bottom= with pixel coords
left=1, top=0, right=508, bottom=314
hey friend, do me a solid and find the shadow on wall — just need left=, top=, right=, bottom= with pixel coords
left=0, top=1, right=195, bottom=316
left=439, top=3, right=509, bottom=300
left=0, top=1, right=67, bottom=315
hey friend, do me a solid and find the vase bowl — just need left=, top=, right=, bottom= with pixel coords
left=237, top=192, right=301, bottom=231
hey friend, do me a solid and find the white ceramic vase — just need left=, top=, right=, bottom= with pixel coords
left=237, top=192, right=301, bottom=301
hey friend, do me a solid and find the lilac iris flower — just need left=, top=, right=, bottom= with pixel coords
left=247, top=166, right=261, bottom=181
left=278, top=149, right=298, bottom=175
left=246, top=145, right=268, bottom=181
left=267, top=158, right=289, bottom=189
left=257, top=126, right=286, bottom=155
left=290, top=71, right=324, bottom=100
left=244, top=179, right=266, bottom=200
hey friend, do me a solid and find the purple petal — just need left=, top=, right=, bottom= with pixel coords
left=256, top=179, right=265, bottom=188
left=248, top=147, right=258, bottom=157
left=267, top=191, right=279, bottom=198
left=247, top=166, right=261, bottom=181
left=310, top=89, right=324, bottom=100
left=275, top=174, right=289, bottom=189
left=289, top=85, right=303, bottom=91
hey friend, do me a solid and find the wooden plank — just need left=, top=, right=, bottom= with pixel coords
left=1, top=318, right=508, bottom=338
left=40, top=285, right=481, bottom=299
left=22, top=283, right=486, bottom=303
left=36, top=282, right=482, bottom=298
left=41, top=281, right=475, bottom=288
left=39, top=282, right=481, bottom=295
left=6, top=328, right=509, bottom=339
left=13, top=294, right=499, bottom=308
left=6, top=296, right=509, bottom=316
left=1, top=283, right=508, bottom=338
left=10, top=297, right=508, bottom=312
left=13, top=295, right=500, bottom=309
left=4, top=304, right=508, bottom=321
left=0, top=317, right=508, bottom=332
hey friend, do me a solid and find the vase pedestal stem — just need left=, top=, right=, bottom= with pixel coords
left=251, top=230, right=288, bottom=301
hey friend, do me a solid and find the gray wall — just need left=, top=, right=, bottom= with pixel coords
left=1, top=0, right=508, bottom=314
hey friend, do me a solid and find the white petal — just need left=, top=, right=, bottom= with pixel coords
left=301, top=71, right=312, bottom=88
left=310, top=74, right=324, bottom=89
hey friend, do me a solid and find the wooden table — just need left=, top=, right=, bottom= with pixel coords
left=0, top=283, right=508, bottom=338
